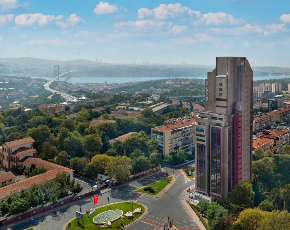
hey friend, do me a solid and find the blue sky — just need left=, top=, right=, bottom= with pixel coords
left=0, top=0, right=290, bottom=66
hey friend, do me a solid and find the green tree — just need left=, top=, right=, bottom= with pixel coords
left=27, top=125, right=51, bottom=144
left=90, top=154, right=111, bottom=174
left=105, top=156, right=132, bottom=182
left=38, top=142, right=58, bottom=160
left=60, top=119, right=75, bottom=131
left=83, top=134, right=103, bottom=154
left=63, top=134, right=84, bottom=157
left=56, top=151, right=69, bottom=166
left=253, top=148, right=264, bottom=160
left=258, top=199, right=275, bottom=212
left=55, top=127, right=71, bottom=150
left=75, top=109, right=90, bottom=123
left=29, top=116, right=47, bottom=127
left=5, top=132, right=24, bottom=142
left=77, top=122, right=89, bottom=136
left=234, top=208, right=266, bottom=230
left=149, top=151, right=160, bottom=166
left=283, top=144, right=290, bottom=155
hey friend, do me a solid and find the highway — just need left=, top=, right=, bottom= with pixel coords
left=44, top=70, right=77, bottom=102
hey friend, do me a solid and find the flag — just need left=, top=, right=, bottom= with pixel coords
left=187, top=188, right=190, bottom=193
left=94, top=195, right=99, bottom=204
left=258, top=101, right=261, bottom=104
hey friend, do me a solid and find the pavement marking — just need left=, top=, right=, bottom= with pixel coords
left=141, top=218, right=163, bottom=227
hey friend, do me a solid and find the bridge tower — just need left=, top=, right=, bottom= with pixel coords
left=54, top=65, right=60, bottom=81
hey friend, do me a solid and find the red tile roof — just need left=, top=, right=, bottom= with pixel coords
left=0, top=172, right=16, bottom=184
left=11, top=147, right=35, bottom=156
left=270, top=107, right=290, bottom=114
left=20, top=157, right=73, bottom=173
left=192, top=103, right=205, bottom=111
left=258, top=130, right=287, bottom=139
left=253, top=114, right=273, bottom=122
left=153, top=117, right=195, bottom=132
left=0, top=169, right=68, bottom=200
left=253, top=138, right=274, bottom=149
left=4, top=137, right=34, bottom=148
left=109, top=132, right=136, bottom=143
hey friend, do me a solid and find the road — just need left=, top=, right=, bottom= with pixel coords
left=44, top=70, right=77, bottom=102
left=3, top=169, right=196, bottom=230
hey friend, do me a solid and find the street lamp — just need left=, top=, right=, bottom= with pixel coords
left=79, top=196, right=82, bottom=213
left=30, top=207, right=33, bottom=228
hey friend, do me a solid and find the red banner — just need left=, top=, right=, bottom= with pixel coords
left=187, top=188, right=190, bottom=193
left=94, top=195, right=99, bottom=204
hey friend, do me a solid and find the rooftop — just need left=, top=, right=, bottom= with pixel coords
left=11, top=147, right=35, bottom=156
left=253, top=138, right=273, bottom=149
left=153, top=116, right=196, bottom=132
left=253, top=113, right=273, bottom=122
left=109, top=132, right=136, bottom=143
left=270, top=107, right=290, bottom=114
left=4, top=137, right=34, bottom=148
left=258, top=129, right=287, bottom=139
left=0, top=171, right=16, bottom=184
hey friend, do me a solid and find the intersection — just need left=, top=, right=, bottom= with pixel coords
left=2, top=168, right=197, bottom=230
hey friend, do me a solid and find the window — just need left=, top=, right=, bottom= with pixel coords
left=219, top=88, right=222, bottom=91
left=219, top=93, right=222, bottom=96
left=219, top=83, right=222, bottom=86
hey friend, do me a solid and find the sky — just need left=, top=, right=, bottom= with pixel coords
left=0, top=0, right=290, bottom=66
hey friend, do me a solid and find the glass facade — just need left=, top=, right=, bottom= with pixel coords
left=211, top=126, right=221, bottom=195
left=228, top=127, right=234, bottom=193
left=197, top=143, right=206, bottom=191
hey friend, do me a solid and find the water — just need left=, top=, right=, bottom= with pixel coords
left=31, top=75, right=290, bottom=84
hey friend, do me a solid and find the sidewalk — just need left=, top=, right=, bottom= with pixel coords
left=181, top=199, right=206, bottom=230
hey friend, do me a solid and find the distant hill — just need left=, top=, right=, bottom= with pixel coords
left=0, top=57, right=289, bottom=78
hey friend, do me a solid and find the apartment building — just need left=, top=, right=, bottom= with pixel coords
left=272, top=82, right=282, bottom=94
left=252, top=137, right=274, bottom=152
left=151, top=116, right=195, bottom=156
left=1, top=137, right=36, bottom=169
left=269, top=107, right=290, bottom=123
left=194, top=57, right=253, bottom=199
left=257, top=130, right=289, bottom=154
left=253, top=113, right=274, bottom=133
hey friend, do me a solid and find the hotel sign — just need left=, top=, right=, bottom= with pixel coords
left=205, top=80, right=209, bottom=101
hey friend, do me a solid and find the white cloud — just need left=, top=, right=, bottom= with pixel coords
left=172, top=33, right=214, bottom=44
left=192, top=12, right=244, bottom=26
left=74, top=30, right=91, bottom=37
left=0, top=14, right=13, bottom=26
left=280, top=14, right=290, bottom=23
left=19, top=34, right=26, bottom=38
left=212, top=23, right=286, bottom=36
left=15, top=13, right=63, bottom=27
left=0, top=0, right=30, bottom=12
left=138, top=3, right=201, bottom=20
left=23, top=39, right=69, bottom=46
left=115, top=20, right=170, bottom=31
left=172, top=37, right=195, bottom=45
left=170, top=25, right=187, bottom=34
left=0, top=35, right=3, bottom=41
left=94, top=1, right=118, bottom=15
left=56, top=14, right=84, bottom=29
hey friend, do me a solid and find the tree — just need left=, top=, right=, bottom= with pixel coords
left=283, top=144, right=290, bottom=155
left=265, top=150, right=273, bottom=157
left=176, top=150, right=187, bottom=165
left=55, top=127, right=71, bottom=150
left=38, top=142, right=58, bottom=160
left=83, top=134, right=103, bottom=154
left=77, top=122, right=89, bottom=136
left=226, top=181, right=254, bottom=208
left=132, top=156, right=151, bottom=174
left=258, top=199, right=275, bottom=212
left=90, top=154, right=111, bottom=174
left=253, top=148, right=264, bottom=160
left=85, top=163, right=98, bottom=179
left=63, top=134, right=84, bottom=157
left=60, top=119, right=75, bottom=131
left=5, top=132, right=24, bottom=142
left=55, top=172, right=68, bottom=188
left=149, top=151, right=160, bottom=166
left=260, top=210, right=290, bottom=230
left=122, top=131, right=150, bottom=157
left=27, top=125, right=51, bottom=144
left=29, top=116, right=47, bottom=127
left=75, top=109, right=90, bottom=123
left=56, top=151, right=69, bottom=166
left=105, top=156, right=132, bottom=182
left=234, top=208, right=266, bottom=230
left=275, top=120, right=280, bottom=125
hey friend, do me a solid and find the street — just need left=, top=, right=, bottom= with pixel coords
left=2, top=169, right=196, bottom=230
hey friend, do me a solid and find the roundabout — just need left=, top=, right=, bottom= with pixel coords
left=65, top=202, right=145, bottom=230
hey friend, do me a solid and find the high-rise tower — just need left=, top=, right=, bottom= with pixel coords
left=193, top=57, right=253, bottom=199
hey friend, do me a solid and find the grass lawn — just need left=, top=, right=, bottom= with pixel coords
left=136, top=176, right=172, bottom=195
left=66, top=202, right=144, bottom=230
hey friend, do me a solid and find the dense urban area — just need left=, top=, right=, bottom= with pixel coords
left=1, top=57, right=290, bottom=230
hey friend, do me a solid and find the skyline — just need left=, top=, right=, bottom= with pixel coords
left=1, top=0, right=290, bottom=66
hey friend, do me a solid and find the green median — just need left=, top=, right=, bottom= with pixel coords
left=136, top=176, right=172, bottom=195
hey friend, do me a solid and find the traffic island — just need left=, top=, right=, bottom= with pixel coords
left=135, top=176, right=175, bottom=198
left=65, top=202, right=145, bottom=230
